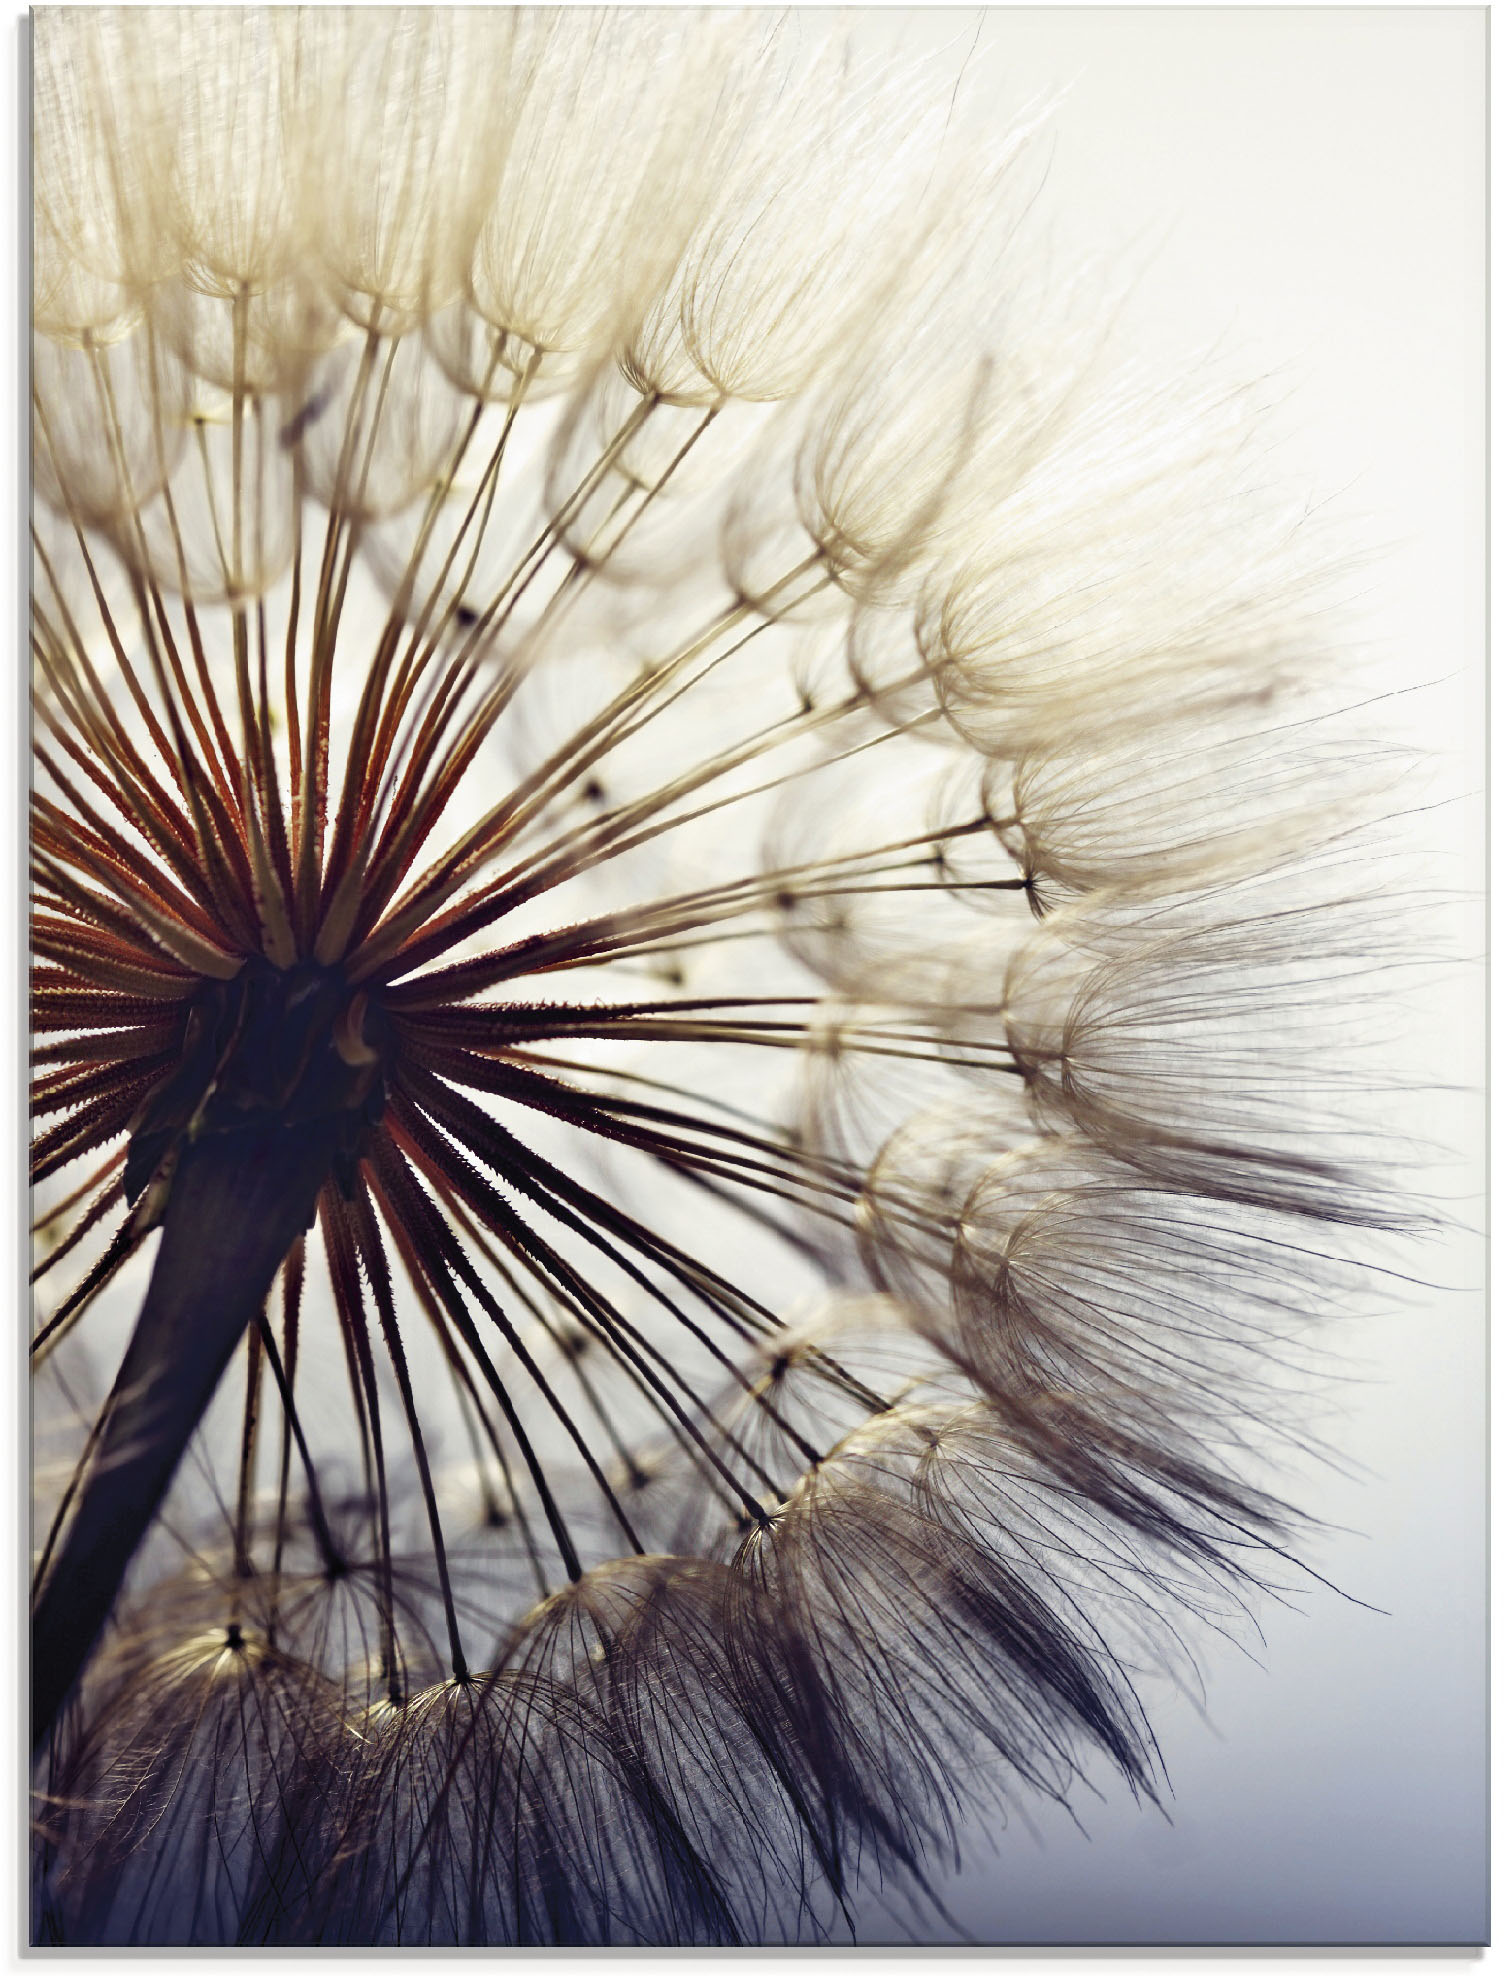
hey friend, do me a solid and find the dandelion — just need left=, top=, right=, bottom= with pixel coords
left=31, top=7, right=1410, bottom=1947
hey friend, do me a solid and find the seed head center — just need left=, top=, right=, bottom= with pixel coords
left=124, top=958, right=389, bottom=1215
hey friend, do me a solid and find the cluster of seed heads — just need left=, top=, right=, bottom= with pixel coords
left=32, top=8, right=1410, bottom=1947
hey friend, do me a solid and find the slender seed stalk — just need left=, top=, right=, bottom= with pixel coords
left=32, top=1114, right=341, bottom=1748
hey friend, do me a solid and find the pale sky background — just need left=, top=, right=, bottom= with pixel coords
left=847, top=7, right=1487, bottom=1948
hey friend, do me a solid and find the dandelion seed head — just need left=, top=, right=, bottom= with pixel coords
left=31, top=4, right=1415, bottom=1948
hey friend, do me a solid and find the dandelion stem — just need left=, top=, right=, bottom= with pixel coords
left=30, top=1114, right=340, bottom=1750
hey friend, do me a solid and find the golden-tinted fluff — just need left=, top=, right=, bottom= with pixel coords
left=31, top=7, right=1410, bottom=1946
